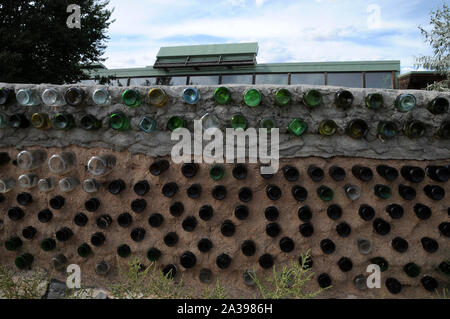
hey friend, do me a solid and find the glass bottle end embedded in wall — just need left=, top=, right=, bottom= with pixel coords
left=344, top=184, right=361, bottom=201
left=303, top=89, right=322, bottom=108
left=167, top=116, right=186, bottom=132
left=318, top=120, right=338, bottom=137
left=317, top=185, right=334, bottom=201
left=260, top=118, right=276, bottom=131
left=288, top=118, right=308, bottom=137
left=148, top=88, right=168, bottom=107
left=31, top=113, right=51, bottom=129
left=346, top=119, right=368, bottom=139
left=82, top=178, right=101, bottom=193
left=138, top=116, right=157, bottom=133
left=16, top=89, right=41, bottom=106
left=48, top=152, right=76, bottom=175
left=404, top=121, right=426, bottom=138
left=214, top=87, right=231, bottom=105
left=15, top=253, right=34, bottom=270
left=182, top=87, right=200, bottom=105
left=274, top=89, right=291, bottom=107
left=53, top=113, right=75, bottom=130
left=9, top=113, right=30, bottom=129
left=395, top=93, right=416, bottom=112
left=110, top=111, right=130, bottom=131
left=38, top=177, right=57, bottom=193
left=427, top=97, right=449, bottom=115
left=42, top=88, right=65, bottom=106
left=201, top=113, right=220, bottom=130
left=335, top=89, right=354, bottom=108
left=122, top=89, right=142, bottom=107
left=231, top=114, right=247, bottom=130
left=365, top=93, right=384, bottom=110
left=377, top=121, right=398, bottom=140
left=59, top=177, right=80, bottom=193
left=17, top=150, right=47, bottom=171
left=87, top=154, right=116, bottom=176
left=65, top=87, right=84, bottom=106
left=80, top=114, right=102, bottom=131
left=18, top=174, right=38, bottom=189
left=93, top=88, right=111, bottom=106
left=209, top=165, right=225, bottom=181
left=243, top=88, right=261, bottom=107
left=0, top=177, right=16, bottom=193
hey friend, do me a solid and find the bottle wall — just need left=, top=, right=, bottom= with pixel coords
left=0, top=146, right=448, bottom=298
left=0, top=84, right=449, bottom=298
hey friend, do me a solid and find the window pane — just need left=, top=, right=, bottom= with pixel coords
left=327, top=73, right=362, bottom=88
left=255, top=74, right=288, bottom=85
left=290, top=73, right=324, bottom=85
left=189, top=75, right=219, bottom=85
left=79, top=80, right=97, bottom=85
left=221, top=74, right=253, bottom=84
left=366, top=72, right=392, bottom=89
left=156, top=76, right=187, bottom=86
left=117, top=78, right=128, bottom=87
left=129, top=77, right=156, bottom=86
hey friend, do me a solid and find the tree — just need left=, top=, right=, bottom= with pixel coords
left=0, top=0, right=113, bottom=84
left=416, top=3, right=450, bottom=91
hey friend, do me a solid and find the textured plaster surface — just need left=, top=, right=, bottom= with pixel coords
left=0, top=83, right=449, bottom=160
left=0, top=146, right=448, bottom=299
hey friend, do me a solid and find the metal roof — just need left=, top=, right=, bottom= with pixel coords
left=154, top=42, right=259, bottom=69
left=156, top=42, right=259, bottom=58
left=89, top=60, right=400, bottom=79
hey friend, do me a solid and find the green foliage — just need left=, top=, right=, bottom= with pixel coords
left=0, top=0, right=113, bottom=84
left=0, top=264, right=48, bottom=299
left=250, top=251, right=327, bottom=299
left=201, top=278, right=228, bottom=299
left=416, top=3, right=450, bottom=91
left=108, top=257, right=189, bottom=299
left=434, top=288, right=449, bottom=299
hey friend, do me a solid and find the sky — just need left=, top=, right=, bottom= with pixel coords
left=102, top=0, right=446, bottom=74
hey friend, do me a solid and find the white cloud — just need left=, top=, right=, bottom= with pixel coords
left=255, top=0, right=265, bottom=7
left=102, top=0, right=434, bottom=73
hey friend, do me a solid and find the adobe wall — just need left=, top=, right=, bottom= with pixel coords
left=0, top=84, right=448, bottom=299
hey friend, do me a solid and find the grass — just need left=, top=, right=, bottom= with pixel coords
left=201, top=278, right=228, bottom=299
left=249, top=250, right=328, bottom=299
left=107, top=257, right=188, bottom=299
left=0, top=264, right=48, bottom=299
left=0, top=252, right=325, bottom=299
left=434, top=288, right=449, bottom=299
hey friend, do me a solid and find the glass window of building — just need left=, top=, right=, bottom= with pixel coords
left=327, top=73, right=363, bottom=88
left=290, top=73, right=324, bottom=85
left=129, top=77, right=156, bottom=86
left=255, top=74, right=288, bottom=85
left=189, top=75, right=219, bottom=85
left=117, top=78, right=129, bottom=87
left=79, top=80, right=97, bottom=85
left=156, top=76, right=187, bottom=86
left=221, top=74, right=253, bottom=85
left=365, top=72, right=392, bottom=89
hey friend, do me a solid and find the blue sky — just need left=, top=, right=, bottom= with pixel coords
left=103, top=0, right=446, bottom=73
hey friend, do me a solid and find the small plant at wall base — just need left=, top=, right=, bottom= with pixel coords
left=250, top=251, right=328, bottom=299
left=107, top=257, right=189, bottom=299
left=416, top=3, right=450, bottom=91
left=0, top=264, right=48, bottom=299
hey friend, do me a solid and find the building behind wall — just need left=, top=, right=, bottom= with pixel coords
left=86, top=42, right=401, bottom=89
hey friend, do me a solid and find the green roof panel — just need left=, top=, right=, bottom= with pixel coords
left=157, top=42, right=259, bottom=58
